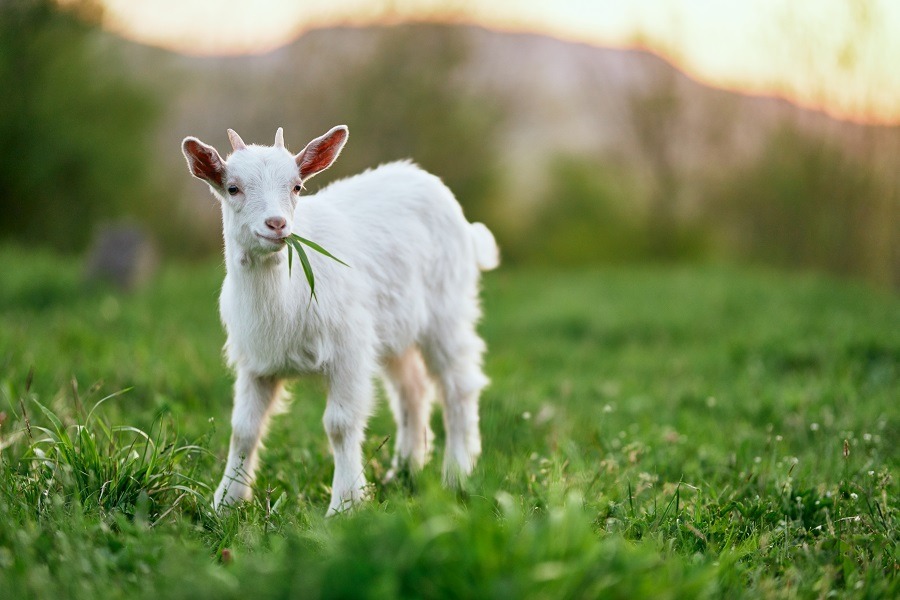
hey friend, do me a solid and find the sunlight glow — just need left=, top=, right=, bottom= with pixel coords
left=99, top=0, right=900, bottom=124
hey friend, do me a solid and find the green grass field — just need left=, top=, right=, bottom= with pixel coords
left=0, top=246, right=897, bottom=598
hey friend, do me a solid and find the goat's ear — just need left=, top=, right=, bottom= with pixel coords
left=295, top=125, right=348, bottom=181
left=182, top=137, right=226, bottom=189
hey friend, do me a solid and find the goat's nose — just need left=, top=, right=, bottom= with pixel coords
left=265, top=216, right=287, bottom=234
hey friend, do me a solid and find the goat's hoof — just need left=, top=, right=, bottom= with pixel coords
left=441, top=460, right=475, bottom=491
left=325, top=486, right=371, bottom=517
left=213, top=490, right=249, bottom=513
left=383, top=461, right=418, bottom=493
left=325, top=502, right=357, bottom=518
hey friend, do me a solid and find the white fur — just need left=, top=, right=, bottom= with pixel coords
left=181, top=127, right=498, bottom=515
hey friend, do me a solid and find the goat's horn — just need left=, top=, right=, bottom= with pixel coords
left=227, top=129, right=247, bottom=151
left=274, top=127, right=285, bottom=148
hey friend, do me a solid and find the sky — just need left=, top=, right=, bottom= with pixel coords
left=98, top=0, right=900, bottom=125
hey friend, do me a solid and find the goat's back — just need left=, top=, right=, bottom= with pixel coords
left=303, top=160, right=478, bottom=281
left=294, top=161, right=485, bottom=359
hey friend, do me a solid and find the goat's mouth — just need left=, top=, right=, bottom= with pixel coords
left=256, top=233, right=286, bottom=252
left=255, top=233, right=288, bottom=248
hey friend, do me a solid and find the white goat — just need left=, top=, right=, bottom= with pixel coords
left=181, top=125, right=499, bottom=515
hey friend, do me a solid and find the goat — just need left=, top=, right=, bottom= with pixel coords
left=181, top=125, right=499, bottom=515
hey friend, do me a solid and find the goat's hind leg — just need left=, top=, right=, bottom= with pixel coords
left=422, top=325, right=489, bottom=488
left=382, top=346, right=435, bottom=479
left=215, top=371, right=283, bottom=509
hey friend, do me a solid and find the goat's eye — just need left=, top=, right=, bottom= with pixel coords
left=227, top=185, right=240, bottom=196
left=293, top=183, right=302, bottom=193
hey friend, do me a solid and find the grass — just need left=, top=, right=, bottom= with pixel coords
left=285, top=232, right=350, bottom=302
left=0, top=244, right=897, bottom=598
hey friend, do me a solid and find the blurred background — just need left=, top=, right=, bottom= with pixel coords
left=1, top=0, right=897, bottom=286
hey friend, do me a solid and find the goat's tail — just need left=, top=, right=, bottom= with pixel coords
left=470, top=222, right=500, bottom=271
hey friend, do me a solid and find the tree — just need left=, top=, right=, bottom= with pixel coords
left=0, top=0, right=161, bottom=251
left=714, top=127, right=885, bottom=280
left=292, top=24, right=504, bottom=226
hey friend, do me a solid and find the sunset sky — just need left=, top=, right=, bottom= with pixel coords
left=98, top=0, right=900, bottom=125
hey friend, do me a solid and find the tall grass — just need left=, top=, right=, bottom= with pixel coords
left=5, top=384, right=210, bottom=524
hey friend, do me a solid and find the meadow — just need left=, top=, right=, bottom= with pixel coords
left=0, top=245, right=897, bottom=598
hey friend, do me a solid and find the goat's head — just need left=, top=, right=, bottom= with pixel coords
left=181, top=125, right=348, bottom=257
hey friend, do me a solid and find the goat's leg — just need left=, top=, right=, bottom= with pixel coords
left=422, top=326, right=489, bottom=488
left=383, top=346, right=435, bottom=477
left=324, top=358, right=376, bottom=515
left=214, top=371, right=283, bottom=509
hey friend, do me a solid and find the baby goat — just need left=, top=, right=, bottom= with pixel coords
left=181, top=126, right=499, bottom=515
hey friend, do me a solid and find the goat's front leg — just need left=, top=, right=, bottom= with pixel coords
left=214, top=371, right=283, bottom=509
left=324, top=359, right=375, bottom=516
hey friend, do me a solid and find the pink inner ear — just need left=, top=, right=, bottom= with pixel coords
left=186, top=140, right=224, bottom=187
left=297, top=129, right=347, bottom=180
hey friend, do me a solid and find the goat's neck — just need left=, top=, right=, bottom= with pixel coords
left=222, top=233, right=287, bottom=292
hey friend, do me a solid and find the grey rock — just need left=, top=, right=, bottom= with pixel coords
left=85, top=224, right=158, bottom=291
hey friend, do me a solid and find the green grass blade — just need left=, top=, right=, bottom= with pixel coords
left=31, top=398, right=64, bottom=433
left=31, top=399, right=73, bottom=449
left=85, top=388, right=133, bottom=424
left=173, top=444, right=213, bottom=456
left=29, top=427, right=56, bottom=439
left=293, top=240, right=317, bottom=303
left=287, top=240, right=293, bottom=276
left=292, top=235, right=350, bottom=267
left=283, top=234, right=347, bottom=303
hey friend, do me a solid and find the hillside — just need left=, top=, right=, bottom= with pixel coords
left=102, top=23, right=898, bottom=286
left=132, top=24, right=887, bottom=207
